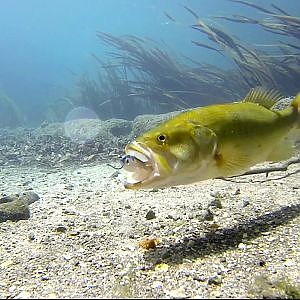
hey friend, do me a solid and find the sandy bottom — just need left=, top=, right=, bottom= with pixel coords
left=0, top=161, right=299, bottom=298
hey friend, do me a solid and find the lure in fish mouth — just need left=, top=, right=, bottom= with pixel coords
left=123, top=141, right=168, bottom=189
left=108, top=144, right=168, bottom=188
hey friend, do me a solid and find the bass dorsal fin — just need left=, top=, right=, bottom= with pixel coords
left=242, top=87, right=282, bottom=109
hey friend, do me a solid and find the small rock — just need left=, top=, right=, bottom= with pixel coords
left=234, top=188, right=241, bottom=195
left=68, top=231, right=80, bottom=236
left=55, top=225, right=67, bottom=233
left=145, top=209, right=156, bottom=220
left=208, top=275, right=223, bottom=285
left=0, top=194, right=18, bottom=204
left=168, top=287, right=187, bottom=299
left=242, top=198, right=250, bottom=207
left=22, top=181, right=31, bottom=186
left=193, top=275, right=206, bottom=282
left=204, top=209, right=214, bottom=221
left=0, top=191, right=39, bottom=206
left=258, top=260, right=266, bottom=267
left=62, top=208, right=77, bottom=215
left=283, top=259, right=294, bottom=267
left=63, top=254, right=72, bottom=261
left=152, top=281, right=163, bottom=289
left=238, top=243, right=246, bottom=250
left=47, top=293, right=58, bottom=298
left=210, top=191, right=222, bottom=198
left=1, top=260, right=14, bottom=268
left=41, top=275, right=49, bottom=281
left=155, top=263, right=169, bottom=272
left=267, top=236, right=277, bottom=242
left=15, top=291, right=32, bottom=299
left=209, top=198, right=223, bottom=209
left=64, top=184, right=74, bottom=190
left=186, top=239, right=196, bottom=248
left=166, top=214, right=180, bottom=221
left=28, top=232, right=36, bottom=241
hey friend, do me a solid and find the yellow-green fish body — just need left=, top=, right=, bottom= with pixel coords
left=123, top=88, right=300, bottom=189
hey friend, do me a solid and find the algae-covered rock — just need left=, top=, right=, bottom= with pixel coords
left=33, top=122, right=65, bottom=137
left=20, top=191, right=40, bottom=205
left=249, top=275, right=300, bottom=299
left=0, top=199, right=30, bottom=222
left=102, top=119, right=132, bottom=137
left=34, top=118, right=133, bottom=142
left=0, top=192, right=40, bottom=222
left=132, top=111, right=180, bottom=137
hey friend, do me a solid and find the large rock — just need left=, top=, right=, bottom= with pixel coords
left=102, top=119, right=132, bottom=137
left=132, top=111, right=180, bottom=137
left=0, top=192, right=40, bottom=222
left=34, top=118, right=133, bottom=141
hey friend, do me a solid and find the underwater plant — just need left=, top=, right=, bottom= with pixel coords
left=96, top=32, right=247, bottom=110
left=49, top=2, right=299, bottom=122
left=0, top=88, right=23, bottom=128
left=181, top=2, right=300, bottom=95
left=50, top=32, right=248, bottom=121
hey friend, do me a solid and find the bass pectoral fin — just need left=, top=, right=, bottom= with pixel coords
left=214, top=145, right=252, bottom=177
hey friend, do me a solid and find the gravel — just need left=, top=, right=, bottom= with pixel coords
left=0, top=160, right=299, bottom=298
left=0, top=99, right=299, bottom=298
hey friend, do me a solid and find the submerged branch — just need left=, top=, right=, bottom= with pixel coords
left=230, top=156, right=300, bottom=178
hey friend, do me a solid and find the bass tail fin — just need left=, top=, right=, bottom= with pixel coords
left=242, top=87, right=282, bottom=109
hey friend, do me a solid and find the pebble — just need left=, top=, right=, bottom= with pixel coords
left=209, top=198, right=223, bottom=209
left=0, top=127, right=299, bottom=299
left=47, top=293, right=58, bottom=298
left=242, top=198, right=250, bottom=207
left=283, top=259, right=294, bottom=267
left=1, top=260, right=14, bottom=268
left=151, top=281, right=163, bottom=289
left=193, top=275, right=206, bottom=282
left=168, top=287, right=187, bottom=299
left=28, top=232, right=36, bottom=241
left=55, top=225, right=67, bottom=233
left=63, top=254, right=72, bottom=261
left=258, top=260, right=266, bottom=267
left=68, top=231, right=80, bottom=236
left=234, top=188, right=241, bottom=195
left=203, top=209, right=214, bottom=221
left=41, top=275, right=49, bottom=281
left=145, top=209, right=156, bottom=220
left=267, top=236, right=277, bottom=242
left=208, top=275, right=223, bottom=286
left=186, top=239, right=196, bottom=248
left=15, top=291, right=31, bottom=299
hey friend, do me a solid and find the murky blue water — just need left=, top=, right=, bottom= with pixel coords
left=0, top=0, right=299, bottom=125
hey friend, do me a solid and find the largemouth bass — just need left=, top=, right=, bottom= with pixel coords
left=123, top=88, right=300, bottom=189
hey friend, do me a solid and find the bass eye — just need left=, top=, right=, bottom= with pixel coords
left=157, top=134, right=167, bottom=143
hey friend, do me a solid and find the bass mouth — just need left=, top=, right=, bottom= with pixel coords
left=123, top=142, right=156, bottom=188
